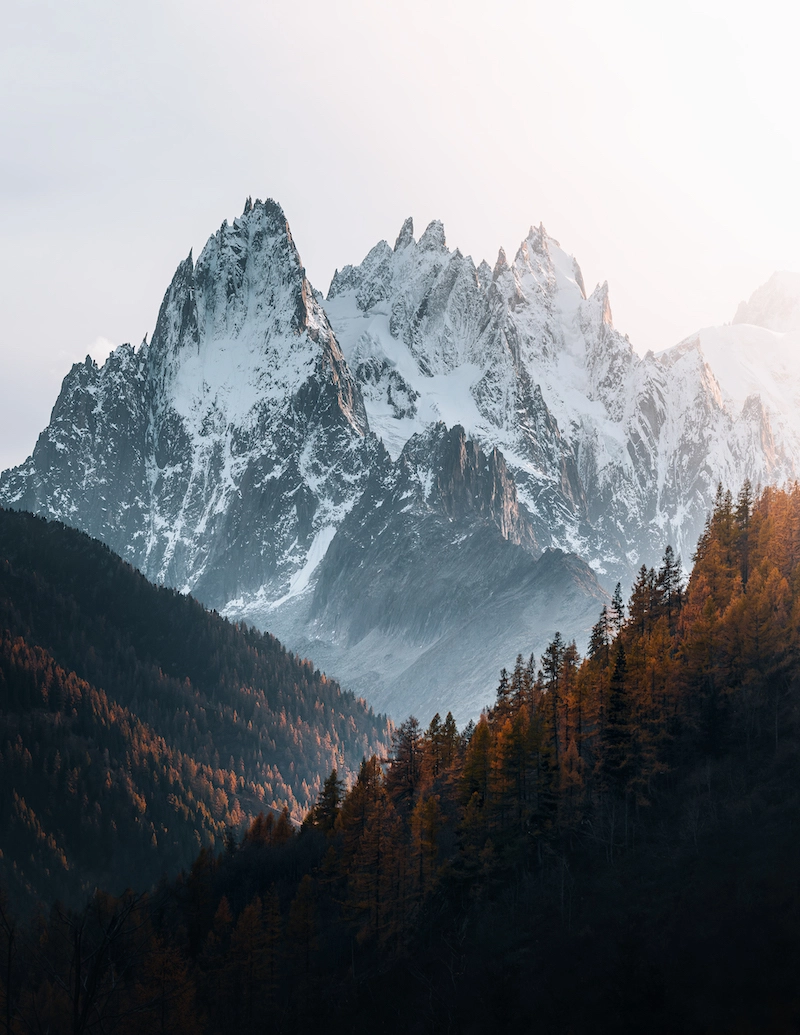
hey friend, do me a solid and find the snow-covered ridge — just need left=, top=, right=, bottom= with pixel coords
left=323, top=216, right=792, bottom=577
left=660, top=273, right=800, bottom=475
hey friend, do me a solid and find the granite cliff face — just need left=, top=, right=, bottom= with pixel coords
left=311, top=424, right=540, bottom=645
left=2, top=200, right=793, bottom=719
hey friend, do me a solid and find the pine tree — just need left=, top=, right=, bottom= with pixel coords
left=541, top=633, right=566, bottom=769
left=610, top=583, right=625, bottom=635
left=656, top=544, right=683, bottom=630
left=461, top=716, right=491, bottom=808
left=736, top=479, right=754, bottom=586
left=411, top=794, right=442, bottom=896
left=385, top=716, right=422, bottom=813
left=273, top=805, right=294, bottom=844
left=522, top=653, right=537, bottom=709
left=305, top=768, right=343, bottom=834
left=560, top=641, right=580, bottom=747
left=440, top=712, right=459, bottom=769
left=588, top=606, right=611, bottom=668
left=425, top=713, right=443, bottom=780
left=508, top=655, right=525, bottom=715
left=128, top=933, right=201, bottom=1035
left=228, top=896, right=270, bottom=1034
left=628, top=565, right=656, bottom=639
left=494, top=668, right=511, bottom=720
left=601, top=639, right=632, bottom=797
left=262, top=886, right=282, bottom=1006
left=494, top=708, right=529, bottom=832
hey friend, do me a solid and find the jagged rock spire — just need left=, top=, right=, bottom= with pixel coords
left=492, top=247, right=509, bottom=281
left=476, top=259, right=493, bottom=289
left=394, top=217, right=414, bottom=251
left=418, top=220, right=447, bottom=252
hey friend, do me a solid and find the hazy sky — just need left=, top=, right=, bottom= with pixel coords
left=2, top=0, right=799, bottom=470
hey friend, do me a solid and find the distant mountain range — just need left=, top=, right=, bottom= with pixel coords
left=2, top=198, right=796, bottom=720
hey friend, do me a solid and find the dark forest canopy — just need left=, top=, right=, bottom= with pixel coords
left=3, top=480, right=800, bottom=1032
left=0, top=508, right=391, bottom=911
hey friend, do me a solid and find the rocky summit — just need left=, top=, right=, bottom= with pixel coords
left=1, top=199, right=374, bottom=609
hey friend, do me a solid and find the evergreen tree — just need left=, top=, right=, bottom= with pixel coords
left=440, top=712, right=459, bottom=769
left=610, top=583, right=625, bottom=635
left=494, top=668, right=511, bottom=719
left=601, top=639, right=632, bottom=796
left=736, top=479, right=754, bottom=586
left=655, top=544, right=683, bottom=630
left=262, top=887, right=282, bottom=1005
left=228, top=896, right=270, bottom=1033
left=306, top=768, right=343, bottom=834
left=288, top=875, right=318, bottom=988
left=541, top=633, right=566, bottom=769
left=385, top=716, right=422, bottom=813
left=425, top=713, right=443, bottom=779
left=588, top=605, right=611, bottom=668
left=628, top=565, right=656, bottom=639
left=461, top=716, right=491, bottom=807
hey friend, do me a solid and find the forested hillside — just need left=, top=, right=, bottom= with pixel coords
left=0, top=509, right=390, bottom=911
left=3, top=482, right=800, bottom=1032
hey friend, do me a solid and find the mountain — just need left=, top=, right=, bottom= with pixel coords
left=325, top=218, right=790, bottom=575
left=0, top=199, right=374, bottom=608
left=0, top=507, right=389, bottom=910
left=662, top=272, right=800, bottom=467
left=733, top=270, right=800, bottom=332
left=1, top=199, right=790, bottom=720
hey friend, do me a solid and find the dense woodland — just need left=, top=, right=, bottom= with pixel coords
left=3, top=483, right=800, bottom=1032
left=0, top=508, right=390, bottom=911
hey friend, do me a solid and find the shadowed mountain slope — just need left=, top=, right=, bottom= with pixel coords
left=0, top=508, right=389, bottom=910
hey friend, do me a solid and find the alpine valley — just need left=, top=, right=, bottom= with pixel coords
left=2, top=198, right=795, bottom=721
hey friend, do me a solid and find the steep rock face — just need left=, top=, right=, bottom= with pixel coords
left=0, top=347, right=151, bottom=560
left=246, top=426, right=605, bottom=722
left=406, top=423, right=537, bottom=547
left=311, top=423, right=540, bottom=643
left=0, top=199, right=374, bottom=606
left=325, top=220, right=790, bottom=578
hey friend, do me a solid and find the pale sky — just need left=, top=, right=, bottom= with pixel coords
left=3, top=0, right=800, bottom=471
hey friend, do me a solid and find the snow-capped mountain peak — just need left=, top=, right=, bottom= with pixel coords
left=733, top=271, right=800, bottom=333
left=1, top=198, right=374, bottom=607
left=662, top=270, right=800, bottom=459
